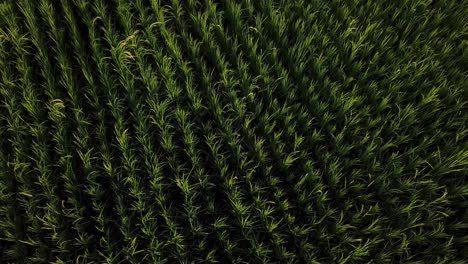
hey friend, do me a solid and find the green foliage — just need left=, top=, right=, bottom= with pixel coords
left=0, top=0, right=467, bottom=263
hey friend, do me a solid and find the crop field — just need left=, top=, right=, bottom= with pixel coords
left=0, top=0, right=467, bottom=263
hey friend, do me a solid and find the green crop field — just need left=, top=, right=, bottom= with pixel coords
left=0, top=0, right=467, bottom=263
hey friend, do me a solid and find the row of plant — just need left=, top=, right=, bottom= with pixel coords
left=0, top=0, right=466, bottom=263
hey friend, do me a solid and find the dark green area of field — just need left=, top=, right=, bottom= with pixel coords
left=0, top=0, right=467, bottom=263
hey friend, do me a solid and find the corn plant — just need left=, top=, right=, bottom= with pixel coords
left=0, top=0, right=467, bottom=263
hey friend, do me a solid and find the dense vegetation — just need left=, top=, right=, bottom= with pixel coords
left=0, top=0, right=467, bottom=263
